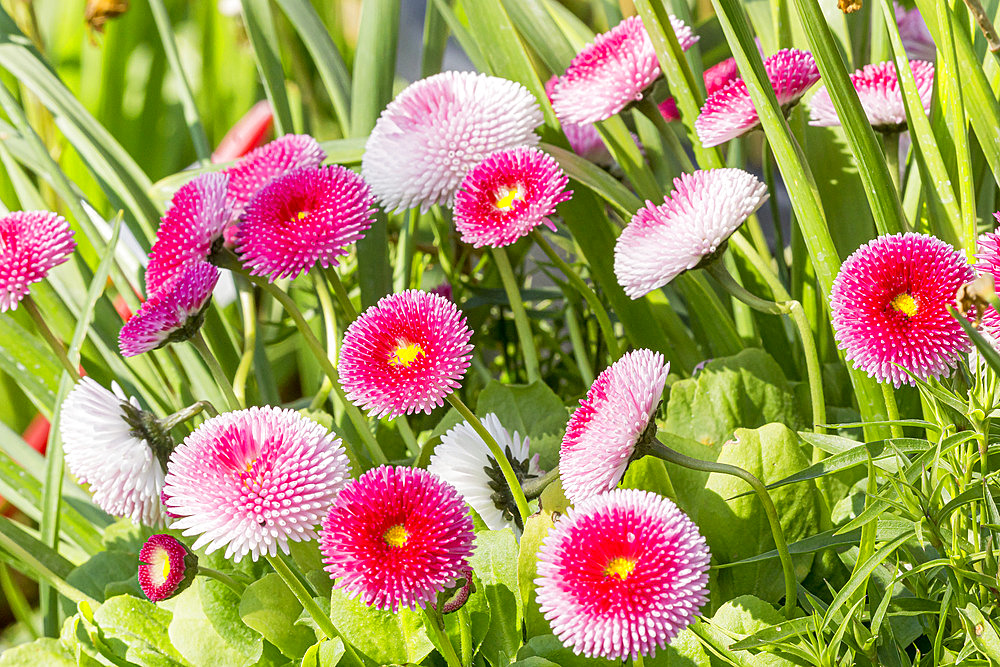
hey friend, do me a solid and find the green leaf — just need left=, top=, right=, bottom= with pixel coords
left=701, top=596, right=796, bottom=666
left=300, top=639, right=345, bottom=667
left=0, top=313, right=61, bottom=414
left=167, top=580, right=262, bottom=667
left=327, top=586, right=432, bottom=665
left=469, top=529, right=523, bottom=666
left=239, top=574, right=316, bottom=659
left=64, top=552, right=140, bottom=608
left=518, top=511, right=554, bottom=638
left=239, top=0, right=294, bottom=135
left=958, top=603, right=1000, bottom=662
left=92, top=595, right=190, bottom=667
left=0, top=638, right=76, bottom=666
left=475, top=380, right=568, bottom=469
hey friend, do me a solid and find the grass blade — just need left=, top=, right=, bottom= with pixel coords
left=239, top=0, right=294, bottom=136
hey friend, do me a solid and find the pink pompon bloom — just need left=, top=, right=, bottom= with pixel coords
left=145, top=172, right=231, bottom=296
left=809, top=60, right=934, bottom=132
left=0, top=211, right=75, bottom=312
left=535, top=488, right=711, bottom=660
left=320, top=465, right=474, bottom=612
left=614, top=169, right=768, bottom=299
left=338, top=289, right=474, bottom=419
left=138, top=534, right=198, bottom=602
left=223, top=134, right=327, bottom=218
left=895, top=2, right=936, bottom=61
left=453, top=147, right=571, bottom=248
left=695, top=48, right=820, bottom=148
left=163, top=406, right=351, bottom=562
left=234, top=165, right=376, bottom=281
left=831, top=232, right=973, bottom=387
left=975, top=228, right=1000, bottom=341
left=544, top=76, right=612, bottom=165
left=660, top=56, right=740, bottom=122
left=363, top=71, right=542, bottom=213
left=560, top=349, right=668, bottom=504
left=119, top=262, right=220, bottom=357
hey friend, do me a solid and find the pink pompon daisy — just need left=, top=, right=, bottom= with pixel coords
left=560, top=349, right=668, bottom=504
left=163, top=406, right=351, bottom=562
left=234, top=165, right=376, bottom=281
left=145, top=172, right=231, bottom=296
left=831, top=232, right=973, bottom=387
left=896, top=2, right=936, bottom=61
left=337, top=289, right=473, bottom=419
left=975, top=228, right=1000, bottom=340
left=695, top=48, right=820, bottom=148
left=551, top=15, right=698, bottom=126
left=320, top=465, right=474, bottom=612
left=223, top=134, right=327, bottom=218
left=119, top=262, right=220, bottom=357
left=363, top=71, right=543, bottom=213
left=535, top=488, right=710, bottom=660
left=660, top=56, right=740, bottom=122
left=0, top=211, right=75, bottom=312
left=809, top=60, right=934, bottom=132
left=614, top=168, right=768, bottom=299
left=544, top=76, right=613, bottom=165
left=138, top=534, right=198, bottom=602
left=453, top=147, right=571, bottom=248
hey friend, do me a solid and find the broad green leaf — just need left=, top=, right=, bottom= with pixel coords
left=476, top=380, right=568, bottom=469
left=0, top=638, right=75, bottom=666
left=300, top=639, right=345, bottom=667
left=958, top=603, right=1000, bottom=662
left=702, top=595, right=795, bottom=666
left=327, top=586, right=433, bottom=665
left=518, top=511, right=554, bottom=638
left=622, top=456, right=677, bottom=500
left=199, top=577, right=264, bottom=662
left=92, top=595, right=190, bottom=667
left=469, top=529, right=523, bottom=666
left=167, top=581, right=262, bottom=667
left=240, top=574, right=316, bottom=659
left=64, top=551, right=139, bottom=609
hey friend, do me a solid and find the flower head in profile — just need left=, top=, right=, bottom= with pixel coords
left=696, top=49, right=820, bottom=147
left=551, top=15, right=698, bottom=126
left=560, top=349, right=668, bottom=504
left=138, top=534, right=198, bottom=602
left=363, top=71, right=542, bottom=212
left=535, top=488, right=711, bottom=660
left=660, top=56, right=740, bottom=122
left=234, top=165, right=376, bottom=281
left=163, top=406, right=351, bottom=562
left=0, top=211, right=75, bottom=312
left=543, top=76, right=612, bottom=165
left=61, top=378, right=166, bottom=526
left=338, top=289, right=473, bottom=419
left=831, top=232, right=973, bottom=387
left=320, top=465, right=474, bottom=612
left=223, top=134, right=326, bottom=218
left=614, top=169, right=768, bottom=299
left=809, top=60, right=934, bottom=132
left=974, top=225, right=1000, bottom=341
left=453, top=147, right=571, bottom=248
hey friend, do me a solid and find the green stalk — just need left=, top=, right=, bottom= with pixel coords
left=883, top=131, right=902, bottom=202
left=397, top=416, right=420, bottom=458
left=423, top=606, right=463, bottom=667
left=0, top=562, right=38, bottom=639
left=492, top=247, right=540, bottom=384
left=324, top=267, right=360, bottom=320
left=22, top=295, right=78, bottom=379
left=565, top=300, right=595, bottom=385
left=198, top=567, right=246, bottom=596
left=190, top=332, right=242, bottom=411
left=635, top=98, right=694, bottom=174
left=232, top=280, right=257, bottom=407
left=458, top=605, right=473, bottom=665
left=633, top=654, right=645, bottom=667
left=881, top=382, right=904, bottom=439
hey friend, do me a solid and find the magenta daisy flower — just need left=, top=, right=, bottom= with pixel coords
left=145, top=172, right=231, bottom=296
left=119, top=262, right=220, bottom=357
left=320, top=465, right=474, bottom=612
left=337, top=289, right=473, bottom=419
left=234, top=166, right=376, bottom=281
left=831, top=232, right=973, bottom=387
left=163, top=406, right=351, bottom=562
left=453, top=147, right=571, bottom=248
left=809, top=60, right=934, bottom=132
left=614, top=169, right=768, bottom=299
left=223, top=134, right=326, bottom=217
left=695, top=49, right=820, bottom=148
left=560, top=349, right=668, bottom=504
left=138, top=534, right=198, bottom=602
left=363, top=71, right=542, bottom=212
left=0, top=211, right=75, bottom=312
left=660, top=56, right=740, bottom=122
left=535, top=488, right=711, bottom=660
left=551, top=15, right=698, bottom=125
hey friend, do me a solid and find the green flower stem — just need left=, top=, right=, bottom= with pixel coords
left=635, top=97, right=694, bottom=174
left=458, top=605, right=473, bottom=665
left=883, top=131, right=902, bottom=200
left=422, top=606, right=463, bottom=667
left=324, top=267, right=360, bottom=320
left=160, top=400, right=217, bottom=431
left=232, top=279, right=257, bottom=407
left=22, top=294, right=79, bottom=379
left=445, top=393, right=531, bottom=527
left=881, top=382, right=904, bottom=439
left=0, top=562, right=37, bottom=640
left=198, top=567, right=246, bottom=596
left=564, top=300, right=595, bottom=385
left=521, top=466, right=560, bottom=500
left=633, top=654, right=645, bottom=667
left=397, top=415, right=420, bottom=457
left=308, top=378, right=334, bottom=411
left=645, top=438, right=797, bottom=619
left=190, top=332, right=242, bottom=411
left=491, top=247, right=540, bottom=384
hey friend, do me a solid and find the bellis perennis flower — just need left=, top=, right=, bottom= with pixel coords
left=809, top=60, right=934, bottom=132
left=0, top=211, right=75, bottom=312
left=138, top=534, right=198, bottom=602
left=223, top=133, right=326, bottom=218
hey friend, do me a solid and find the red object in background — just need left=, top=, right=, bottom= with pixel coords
left=22, top=412, right=49, bottom=456
left=211, top=101, right=274, bottom=163
left=658, top=56, right=741, bottom=122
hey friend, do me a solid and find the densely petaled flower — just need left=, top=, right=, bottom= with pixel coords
left=223, top=134, right=326, bottom=217
left=338, top=289, right=473, bottom=419
left=163, top=406, right=351, bottom=562
left=119, top=262, right=220, bottom=357
left=551, top=15, right=698, bottom=126
left=614, top=169, right=768, bottom=299
left=831, top=232, right=973, bottom=387
left=695, top=49, right=820, bottom=147
left=138, top=534, right=198, bottom=601
left=660, top=56, right=740, bottom=121
left=560, top=349, right=668, bottom=504
left=60, top=378, right=165, bottom=526
left=896, top=2, right=936, bottom=61
left=535, top=488, right=711, bottom=660
left=363, top=72, right=542, bottom=212
left=234, top=166, right=376, bottom=281
left=975, top=226, right=1000, bottom=340
left=809, top=60, right=934, bottom=131
left=145, top=172, right=231, bottom=296
left=428, top=413, right=544, bottom=532
left=320, top=465, right=474, bottom=612
left=0, top=211, right=75, bottom=312
left=453, top=147, right=571, bottom=248
left=543, top=75, right=612, bottom=165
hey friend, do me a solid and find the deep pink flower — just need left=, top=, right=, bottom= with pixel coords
left=453, top=147, right=571, bottom=248
left=234, top=166, right=376, bottom=281
left=809, top=60, right=934, bottom=131
left=535, top=488, right=711, bottom=660
left=560, top=349, right=668, bottom=504
left=660, top=56, right=740, bottom=121
left=0, top=211, right=75, bottom=312
left=163, top=406, right=351, bottom=562
left=831, top=233, right=973, bottom=387
left=320, top=465, right=474, bottom=612
left=695, top=49, right=820, bottom=147
left=614, top=168, right=768, bottom=298
left=138, top=534, right=198, bottom=602
left=337, top=289, right=473, bottom=419
left=118, top=262, right=220, bottom=357
left=551, top=15, right=698, bottom=126
left=223, top=134, right=326, bottom=218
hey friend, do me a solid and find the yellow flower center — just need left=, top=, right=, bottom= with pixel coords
left=383, top=524, right=409, bottom=548
left=604, top=556, right=637, bottom=580
left=389, top=341, right=424, bottom=367
left=495, top=184, right=524, bottom=211
left=161, top=555, right=171, bottom=582
left=296, top=210, right=309, bottom=221
left=890, top=292, right=918, bottom=317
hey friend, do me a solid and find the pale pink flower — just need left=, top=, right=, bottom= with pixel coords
left=809, top=60, right=934, bottom=132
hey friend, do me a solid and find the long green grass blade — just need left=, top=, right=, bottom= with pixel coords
left=240, top=0, right=294, bottom=135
